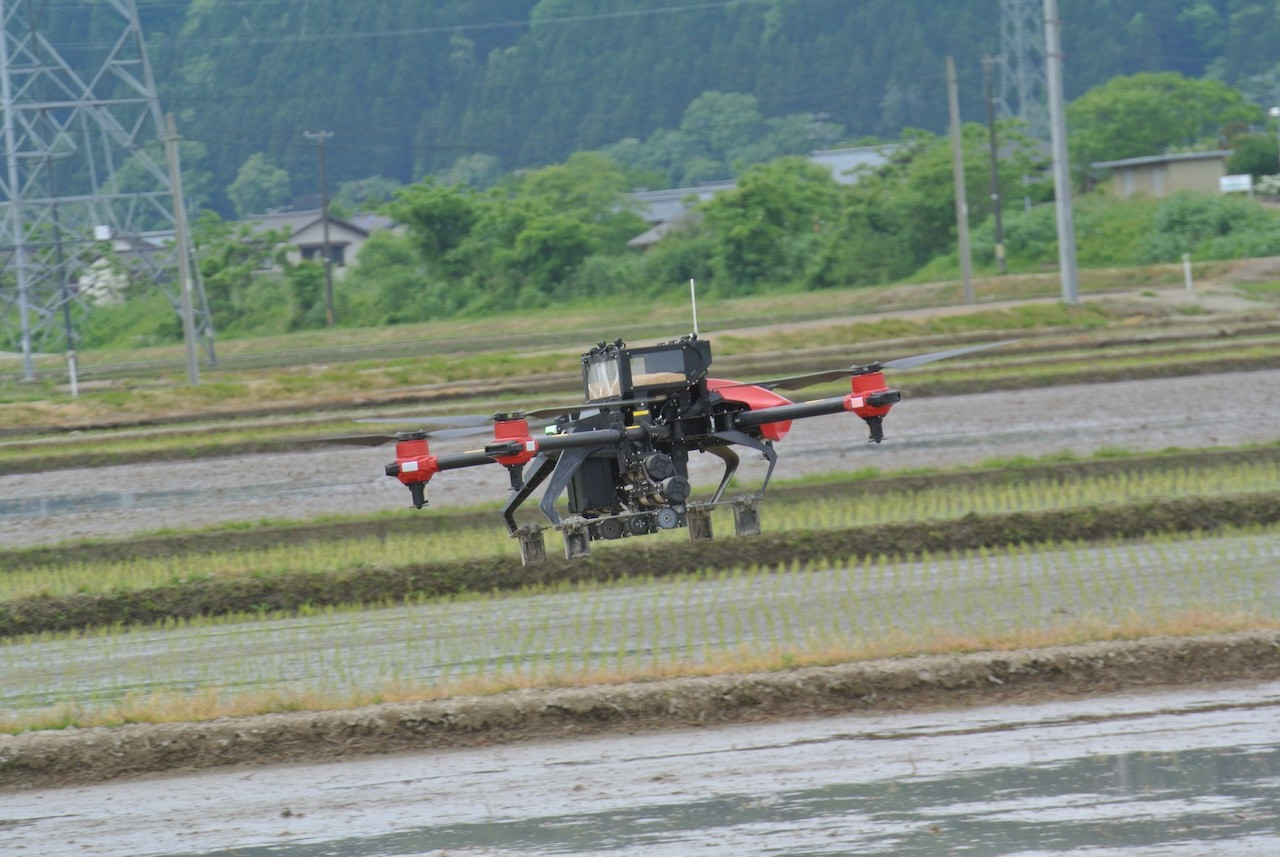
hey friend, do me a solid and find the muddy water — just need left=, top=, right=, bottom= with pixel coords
left=4, top=680, right=1279, bottom=856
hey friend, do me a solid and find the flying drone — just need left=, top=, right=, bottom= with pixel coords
left=345, top=333, right=1013, bottom=565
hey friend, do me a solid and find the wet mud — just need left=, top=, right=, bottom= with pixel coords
left=3, top=629, right=1278, bottom=792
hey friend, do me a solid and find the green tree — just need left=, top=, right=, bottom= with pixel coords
left=680, top=91, right=764, bottom=164
left=699, top=157, right=842, bottom=290
left=388, top=178, right=480, bottom=272
left=114, top=141, right=216, bottom=218
left=191, top=210, right=290, bottom=332
left=334, top=176, right=401, bottom=212
left=438, top=153, right=505, bottom=189
left=227, top=153, right=292, bottom=217
left=511, top=213, right=600, bottom=299
left=804, top=123, right=1046, bottom=289
left=286, top=261, right=327, bottom=329
left=1226, top=132, right=1279, bottom=179
left=517, top=152, right=647, bottom=246
left=1139, top=191, right=1280, bottom=262
left=600, top=91, right=844, bottom=188
left=806, top=188, right=916, bottom=289
left=1069, top=73, right=1263, bottom=183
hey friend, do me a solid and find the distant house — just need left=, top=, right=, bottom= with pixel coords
left=808, top=145, right=896, bottom=184
left=624, top=145, right=894, bottom=249
left=78, top=230, right=173, bottom=305
left=624, top=185, right=727, bottom=250
left=1089, top=150, right=1232, bottom=199
left=246, top=209, right=394, bottom=273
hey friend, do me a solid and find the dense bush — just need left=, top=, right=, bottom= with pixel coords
left=1139, top=191, right=1280, bottom=262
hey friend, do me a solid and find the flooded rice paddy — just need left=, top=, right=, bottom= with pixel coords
left=4, top=679, right=1279, bottom=855
left=3, top=528, right=1278, bottom=721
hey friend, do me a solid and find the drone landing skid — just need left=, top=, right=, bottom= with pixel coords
left=511, top=493, right=765, bottom=565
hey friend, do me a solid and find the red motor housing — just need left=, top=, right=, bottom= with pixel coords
left=848, top=370, right=895, bottom=420
left=392, top=436, right=439, bottom=486
left=488, top=418, right=540, bottom=467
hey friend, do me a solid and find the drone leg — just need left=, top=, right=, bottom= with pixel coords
left=732, top=496, right=762, bottom=537
left=501, top=454, right=555, bottom=534
left=515, top=524, right=548, bottom=566
left=704, top=445, right=740, bottom=505
left=538, top=446, right=599, bottom=526
left=561, top=520, right=591, bottom=560
left=687, top=505, right=714, bottom=542
left=712, top=431, right=778, bottom=497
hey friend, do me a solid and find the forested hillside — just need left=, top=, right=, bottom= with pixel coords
left=25, top=1, right=1280, bottom=350
left=55, top=0, right=1280, bottom=214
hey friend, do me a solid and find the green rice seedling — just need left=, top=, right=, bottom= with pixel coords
left=3, top=524, right=1280, bottom=732
left=8, top=459, right=1280, bottom=602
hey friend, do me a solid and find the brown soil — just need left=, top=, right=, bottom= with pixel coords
left=3, top=630, right=1278, bottom=792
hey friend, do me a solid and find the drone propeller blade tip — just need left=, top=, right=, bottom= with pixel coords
left=881, top=338, right=1020, bottom=371
left=314, top=433, right=399, bottom=447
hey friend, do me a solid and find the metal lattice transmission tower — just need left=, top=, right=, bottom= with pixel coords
left=998, top=0, right=1049, bottom=142
left=0, top=0, right=214, bottom=380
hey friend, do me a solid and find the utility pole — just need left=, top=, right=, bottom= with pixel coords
left=1269, top=105, right=1280, bottom=174
left=304, top=130, right=335, bottom=327
left=982, top=57, right=1007, bottom=275
left=46, top=153, right=77, bottom=396
left=165, top=114, right=199, bottom=385
left=1043, top=0, right=1078, bottom=304
left=946, top=56, right=975, bottom=305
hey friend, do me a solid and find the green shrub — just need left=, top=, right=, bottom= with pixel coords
left=1139, top=191, right=1280, bottom=262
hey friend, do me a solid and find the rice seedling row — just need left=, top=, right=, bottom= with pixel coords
left=6, top=460, right=1277, bottom=601
left=4, top=525, right=1277, bottom=731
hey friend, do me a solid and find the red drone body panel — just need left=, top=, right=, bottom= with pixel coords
left=706, top=378, right=794, bottom=441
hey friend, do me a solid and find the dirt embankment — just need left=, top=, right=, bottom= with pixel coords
left=3, top=630, right=1278, bottom=792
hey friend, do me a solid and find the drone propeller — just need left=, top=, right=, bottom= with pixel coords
left=357, top=414, right=502, bottom=428
left=877, top=339, right=1020, bottom=371
left=315, top=423, right=498, bottom=447
left=737, top=339, right=1019, bottom=391
left=315, top=432, right=404, bottom=447
left=353, top=395, right=668, bottom=429
left=330, top=406, right=588, bottom=447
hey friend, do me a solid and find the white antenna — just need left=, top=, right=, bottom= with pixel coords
left=690, top=278, right=699, bottom=336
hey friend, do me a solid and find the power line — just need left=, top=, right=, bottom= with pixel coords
left=31, top=0, right=785, bottom=51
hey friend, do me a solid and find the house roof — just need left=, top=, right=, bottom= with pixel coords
left=624, top=146, right=896, bottom=225
left=626, top=209, right=702, bottom=248
left=625, top=182, right=735, bottom=224
left=246, top=208, right=371, bottom=239
left=1090, top=149, right=1233, bottom=170
left=808, top=144, right=896, bottom=184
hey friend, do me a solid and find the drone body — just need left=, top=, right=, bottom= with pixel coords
left=373, top=334, right=1009, bottom=565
